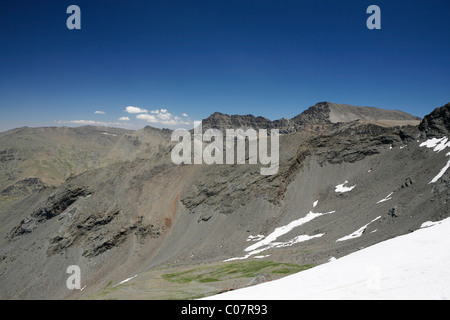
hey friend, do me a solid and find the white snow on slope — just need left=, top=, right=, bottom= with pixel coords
left=224, top=233, right=325, bottom=262
left=116, top=275, right=137, bottom=286
left=420, top=137, right=450, bottom=153
left=101, top=132, right=118, bottom=137
left=224, top=209, right=336, bottom=262
left=247, top=235, right=265, bottom=242
left=245, top=210, right=335, bottom=253
left=336, top=216, right=381, bottom=242
left=208, top=217, right=450, bottom=300
left=419, top=137, right=450, bottom=184
left=421, top=220, right=441, bottom=228
left=335, top=181, right=356, bottom=193
left=429, top=159, right=450, bottom=184
left=377, top=192, right=393, bottom=204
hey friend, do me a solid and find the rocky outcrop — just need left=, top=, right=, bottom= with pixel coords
left=313, top=123, right=405, bottom=165
left=419, top=102, right=450, bottom=138
left=47, top=212, right=164, bottom=257
left=8, top=187, right=91, bottom=238
left=1, top=178, right=46, bottom=197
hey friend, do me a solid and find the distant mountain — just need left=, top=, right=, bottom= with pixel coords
left=0, top=102, right=447, bottom=300
left=201, top=102, right=421, bottom=133
left=293, top=101, right=421, bottom=125
left=0, top=125, right=171, bottom=209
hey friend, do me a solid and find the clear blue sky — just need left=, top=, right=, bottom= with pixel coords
left=0, top=0, right=449, bottom=132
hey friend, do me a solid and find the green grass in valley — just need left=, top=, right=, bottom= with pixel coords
left=162, top=260, right=314, bottom=284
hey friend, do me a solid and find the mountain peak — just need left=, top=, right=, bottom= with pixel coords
left=201, top=102, right=421, bottom=133
left=297, top=102, right=421, bottom=124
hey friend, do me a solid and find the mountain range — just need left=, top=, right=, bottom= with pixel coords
left=0, top=101, right=448, bottom=300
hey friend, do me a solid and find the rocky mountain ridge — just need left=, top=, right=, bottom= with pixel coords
left=201, top=101, right=421, bottom=133
left=0, top=102, right=448, bottom=300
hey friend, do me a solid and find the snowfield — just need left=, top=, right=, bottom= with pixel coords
left=206, top=217, right=450, bottom=300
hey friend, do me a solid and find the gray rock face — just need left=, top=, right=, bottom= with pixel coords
left=419, top=103, right=450, bottom=138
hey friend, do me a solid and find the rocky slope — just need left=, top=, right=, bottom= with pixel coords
left=0, top=102, right=448, bottom=300
left=0, top=125, right=171, bottom=210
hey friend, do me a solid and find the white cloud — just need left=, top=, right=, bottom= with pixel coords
left=136, top=109, right=192, bottom=128
left=157, top=109, right=172, bottom=120
left=59, top=107, right=192, bottom=130
left=125, top=106, right=148, bottom=114
left=136, top=114, right=158, bottom=123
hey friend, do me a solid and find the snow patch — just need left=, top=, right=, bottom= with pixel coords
left=336, top=216, right=381, bottom=242
left=420, top=137, right=450, bottom=153
left=419, top=137, right=450, bottom=183
left=101, top=132, right=117, bottom=137
left=270, top=234, right=324, bottom=248
left=429, top=159, right=450, bottom=184
left=313, top=200, right=318, bottom=208
left=116, top=275, right=137, bottom=286
left=421, top=221, right=442, bottom=228
left=225, top=210, right=336, bottom=262
left=247, top=235, right=265, bottom=242
left=245, top=210, right=335, bottom=253
left=377, top=192, right=393, bottom=204
left=335, top=181, right=356, bottom=193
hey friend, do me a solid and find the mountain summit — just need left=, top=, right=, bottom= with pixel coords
left=202, top=102, right=421, bottom=133
left=294, top=101, right=421, bottom=124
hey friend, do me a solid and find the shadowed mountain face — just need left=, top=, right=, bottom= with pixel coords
left=419, top=102, right=450, bottom=138
left=1, top=102, right=448, bottom=300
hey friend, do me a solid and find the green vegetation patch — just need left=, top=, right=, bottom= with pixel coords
left=162, top=260, right=314, bottom=284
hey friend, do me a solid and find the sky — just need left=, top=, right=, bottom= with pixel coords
left=0, top=0, right=449, bottom=132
